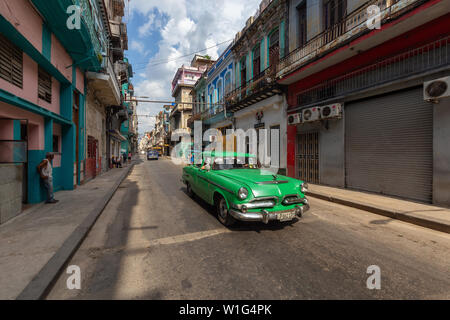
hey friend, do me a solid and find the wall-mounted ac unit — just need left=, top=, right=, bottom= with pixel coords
left=288, top=112, right=302, bottom=125
left=302, top=107, right=320, bottom=123
left=320, top=103, right=342, bottom=119
left=424, top=76, right=450, bottom=101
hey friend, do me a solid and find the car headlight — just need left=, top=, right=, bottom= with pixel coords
left=301, top=182, right=308, bottom=193
left=238, top=187, right=248, bottom=200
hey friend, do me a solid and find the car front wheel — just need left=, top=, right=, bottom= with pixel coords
left=216, top=196, right=235, bottom=227
left=186, top=182, right=194, bottom=198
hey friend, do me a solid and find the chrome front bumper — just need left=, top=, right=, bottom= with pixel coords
left=229, top=201, right=310, bottom=224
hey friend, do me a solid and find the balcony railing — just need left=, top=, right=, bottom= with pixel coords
left=278, top=0, right=423, bottom=78
left=294, top=36, right=450, bottom=108
left=224, top=65, right=282, bottom=111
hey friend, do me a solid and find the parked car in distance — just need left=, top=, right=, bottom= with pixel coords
left=147, top=150, right=159, bottom=160
left=182, top=151, right=309, bottom=226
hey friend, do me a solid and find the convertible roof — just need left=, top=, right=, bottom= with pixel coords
left=201, top=151, right=256, bottom=158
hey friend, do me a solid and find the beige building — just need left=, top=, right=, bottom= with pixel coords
left=169, top=55, right=215, bottom=152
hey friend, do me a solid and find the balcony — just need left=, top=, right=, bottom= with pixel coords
left=224, top=67, right=284, bottom=112
left=87, top=57, right=121, bottom=105
left=171, top=79, right=198, bottom=96
left=277, top=0, right=432, bottom=84
left=292, top=36, right=450, bottom=109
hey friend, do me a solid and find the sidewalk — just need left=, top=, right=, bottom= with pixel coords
left=0, top=162, right=136, bottom=300
left=307, top=184, right=450, bottom=233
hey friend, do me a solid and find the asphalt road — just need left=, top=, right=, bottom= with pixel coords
left=46, top=157, right=450, bottom=299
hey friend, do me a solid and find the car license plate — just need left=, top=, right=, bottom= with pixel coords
left=277, top=211, right=295, bottom=221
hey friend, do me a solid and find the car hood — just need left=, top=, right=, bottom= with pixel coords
left=214, top=169, right=302, bottom=198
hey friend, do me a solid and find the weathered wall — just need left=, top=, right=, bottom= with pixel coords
left=288, top=0, right=324, bottom=53
left=86, top=92, right=106, bottom=173
left=234, top=95, right=288, bottom=171
left=0, top=164, right=23, bottom=224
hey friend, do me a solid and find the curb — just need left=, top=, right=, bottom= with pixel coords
left=307, top=191, right=450, bottom=234
left=16, top=163, right=136, bottom=300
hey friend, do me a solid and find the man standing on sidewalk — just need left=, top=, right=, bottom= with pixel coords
left=37, top=152, right=59, bottom=204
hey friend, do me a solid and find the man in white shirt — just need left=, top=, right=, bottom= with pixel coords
left=37, top=152, right=58, bottom=204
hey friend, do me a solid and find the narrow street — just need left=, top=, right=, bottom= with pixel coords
left=46, top=157, right=450, bottom=300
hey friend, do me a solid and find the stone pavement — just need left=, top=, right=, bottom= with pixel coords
left=307, top=184, right=450, bottom=233
left=0, top=160, right=137, bottom=300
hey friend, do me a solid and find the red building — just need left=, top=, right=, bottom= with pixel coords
left=278, top=0, right=450, bottom=205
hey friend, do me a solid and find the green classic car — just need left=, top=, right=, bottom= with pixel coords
left=182, top=151, right=310, bottom=226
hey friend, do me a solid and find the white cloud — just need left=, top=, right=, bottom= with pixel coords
left=128, top=0, right=262, bottom=134
left=130, top=40, right=145, bottom=53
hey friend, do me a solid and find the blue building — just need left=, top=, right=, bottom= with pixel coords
left=203, top=45, right=234, bottom=130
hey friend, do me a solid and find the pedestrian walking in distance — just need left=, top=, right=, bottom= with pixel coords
left=37, top=152, right=59, bottom=204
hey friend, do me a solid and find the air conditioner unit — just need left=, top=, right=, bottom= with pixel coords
left=302, top=107, right=320, bottom=123
left=288, top=112, right=302, bottom=125
left=320, top=103, right=342, bottom=119
left=424, top=76, right=450, bottom=101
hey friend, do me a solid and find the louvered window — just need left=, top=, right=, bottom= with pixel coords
left=0, top=34, right=23, bottom=88
left=38, top=67, right=52, bottom=103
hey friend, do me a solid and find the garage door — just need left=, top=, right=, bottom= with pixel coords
left=345, top=87, right=433, bottom=202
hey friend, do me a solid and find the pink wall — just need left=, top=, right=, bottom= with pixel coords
left=0, top=119, right=14, bottom=140
left=51, top=34, right=73, bottom=83
left=0, top=53, right=61, bottom=116
left=0, top=101, right=44, bottom=150
left=0, top=0, right=42, bottom=52
left=76, top=68, right=85, bottom=93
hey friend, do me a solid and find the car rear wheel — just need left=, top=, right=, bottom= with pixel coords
left=216, top=196, right=235, bottom=227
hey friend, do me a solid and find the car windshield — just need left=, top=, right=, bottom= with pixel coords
left=212, top=157, right=260, bottom=170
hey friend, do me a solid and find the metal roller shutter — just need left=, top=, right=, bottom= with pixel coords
left=345, top=87, right=433, bottom=202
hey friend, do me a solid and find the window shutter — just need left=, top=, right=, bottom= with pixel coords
left=0, top=34, right=23, bottom=88
left=38, top=67, right=52, bottom=103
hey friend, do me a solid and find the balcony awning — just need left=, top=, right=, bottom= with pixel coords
left=109, top=130, right=127, bottom=142
left=87, top=71, right=121, bottom=105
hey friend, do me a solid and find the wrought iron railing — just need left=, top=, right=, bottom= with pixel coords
left=78, top=0, right=104, bottom=60
left=224, top=66, right=277, bottom=106
left=278, top=0, right=423, bottom=77
left=295, top=36, right=450, bottom=107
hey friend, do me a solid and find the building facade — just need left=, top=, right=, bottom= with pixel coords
left=0, top=0, right=104, bottom=223
left=0, top=0, right=133, bottom=223
left=225, top=0, right=289, bottom=174
left=279, top=0, right=450, bottom=205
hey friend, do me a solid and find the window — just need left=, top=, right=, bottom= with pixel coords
left=253, top=45, right=261, bottom=77
left=323, top=0, right=347, bottom=30
left=269, top=29, right=279, bottom=67
left=0, top=34, right=23, bottom=88
left=38, top=67, right=52, bottom=103
left=240, top=57, right=247, bottom=87
left=297, top=2, right=307, bottom=47
left=217, top=80, right=223, bottom=102
left=224, top=72, right=231, bottom=94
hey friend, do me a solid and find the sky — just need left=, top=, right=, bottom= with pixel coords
left=123, top=0, right=262, bottom=136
